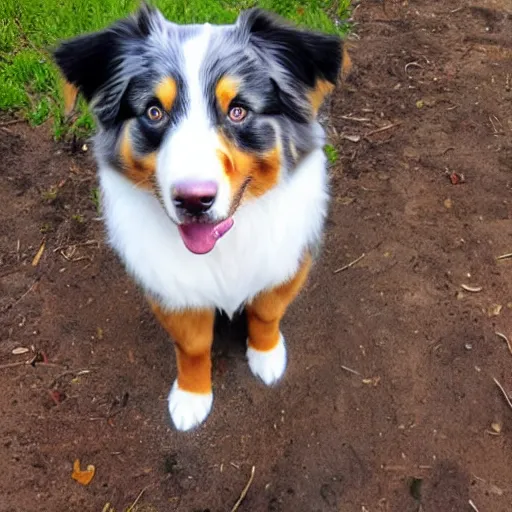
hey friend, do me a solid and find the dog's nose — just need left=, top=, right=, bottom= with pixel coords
left=172, top=180, right=218, bottom=216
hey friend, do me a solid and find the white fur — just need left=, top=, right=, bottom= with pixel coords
left=168, top=381, right=213, bottom=431
left=100, top=144, right=328, bottom=316
left=247, top=333, right=287, bottom=385
left=157, top=26, right=233, bottom=222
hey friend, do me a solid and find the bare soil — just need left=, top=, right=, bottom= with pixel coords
left=1, top=1, right=512, bottom=511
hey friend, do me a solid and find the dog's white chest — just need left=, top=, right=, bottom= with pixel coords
left=99, top=149, right=328, bottom=315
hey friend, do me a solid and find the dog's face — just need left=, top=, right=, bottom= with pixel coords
left=55, top=6, right=345, bottom=254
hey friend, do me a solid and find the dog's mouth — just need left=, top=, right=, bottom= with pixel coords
left=176, top=177, right=251, bottom=255
left=178, top=218, right=234, bottom=255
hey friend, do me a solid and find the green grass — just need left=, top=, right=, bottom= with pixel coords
left=0, top=0, right=351, bottom=139
left=324, top=143, right=339, bottom=165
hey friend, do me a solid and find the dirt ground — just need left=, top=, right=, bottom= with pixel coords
left=1, top=1, right=512, bottom=511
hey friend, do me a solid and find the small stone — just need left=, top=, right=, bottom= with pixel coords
left=336, top=196, right=355, bottom=206
left=491, top=421, right=502, bottom=434
left=12, top=347, right=29, bottom=355
left=487, top=304, right=502, bottom=317
left=464, top=343, right=472, bottom=351
left=444, top=198, right=452, bottom=209
left=403, top=147, right=420, bottom=161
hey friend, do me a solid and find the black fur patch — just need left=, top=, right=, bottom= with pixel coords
left=53, top=12, right=151, bottom=126
left=242, top=9, right=343, bottom=87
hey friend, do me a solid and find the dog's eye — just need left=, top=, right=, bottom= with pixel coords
left=228, top=106, right=247, bottom=123
left=146, top=105, right=163, bottom=122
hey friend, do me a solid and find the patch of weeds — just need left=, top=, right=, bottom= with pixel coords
left=70, top=111, right=95, bottom=138
left=40, top=222, right=53, bottom=234
left=71, top=213, right=85, bottom=223
left=28, top=97, right=51, bottom=125
left=41, top=186, right=58, bottom=202
left=90, top=187, right=101, bottom=214
left=324, top=144, right=339, bottom=165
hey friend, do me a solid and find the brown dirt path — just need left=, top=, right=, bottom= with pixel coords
left=1, top=1, right=511, bottom=510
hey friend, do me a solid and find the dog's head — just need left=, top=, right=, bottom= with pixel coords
left=54, top=5, right=347, bottom=254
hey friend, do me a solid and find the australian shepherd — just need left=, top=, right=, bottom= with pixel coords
left=54, top=4, right=349, bottom=431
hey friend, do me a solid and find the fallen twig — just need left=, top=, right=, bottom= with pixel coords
left=339, top=115, right=371, bottom=123
left=405, top=61, right=423, bottom=73
left=0, top=119, right=24, bottom=127
left=341, top=365, right=361, bottom=376
left=0, top=361, right=30, bottom=370
left=364, top=123, right=401, bottom=139
left=231, top=466, right=256, bottom=512
left=127, top=485, right=150, bottom=512
left=468, top=499, right=480, bottom=512
left=496, top=252, right=512, bottom=261
left=0, top=360, right=63, bottom=371
left=0, top=277, right=40, bottom=313
left=48, top=369, right=93, bottom=389
left=52, top=240, right=99, bottom=253
left=495, top=332, right=512, bottom=356
left=493, top=377, right=512, bottom=411
left=460, top=284, right=482, bottom=293
left=334, top=253, right=366, bottom=274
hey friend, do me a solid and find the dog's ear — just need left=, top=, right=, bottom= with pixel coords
left=238, top=9, right=347, bottom=116
left=53, top=4, right=161, bottom=125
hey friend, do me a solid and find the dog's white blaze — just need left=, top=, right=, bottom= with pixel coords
left=100, top=145, right=328, bottom=317
left=157, top=24, right=231, bottom=222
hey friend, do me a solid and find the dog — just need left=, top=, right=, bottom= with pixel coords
left=54, top=3, right=348, bottom=431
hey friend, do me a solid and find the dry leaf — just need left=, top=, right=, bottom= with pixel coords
left=342, top=134, right=361, bottom=143
left=487, top=304, right=502, bottom=317
left=337, top=196, right=355, bottom=206
left=362, top=376, right=381, bottom=387
left=444, top=198, right=452, bottom=209
left=72, top=459, right=95, bottom=485
left=12, top=347, right=29, bottom=355
left=32, top=241, right=46, bottom=267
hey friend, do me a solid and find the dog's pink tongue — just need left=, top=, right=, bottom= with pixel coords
left=178, top=218, right=234, bottom=255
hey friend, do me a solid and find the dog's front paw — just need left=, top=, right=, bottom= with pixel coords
left=246, top=333, right=287, bottom=386
left=168, top=381, right=213, bottom=431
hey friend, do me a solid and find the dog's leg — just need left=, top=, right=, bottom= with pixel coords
left=150, top=303, right=215, bottom=431
left=246, top=253, right=312, bottom=385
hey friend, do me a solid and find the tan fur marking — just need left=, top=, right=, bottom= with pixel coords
left=246, top=254, right=312, bottom=352
left=308, top=44, right=352, bottom=116
left=218, top=134, right=281, bottom=203
left=150, top=302, right=215, bottom=394
left=309, top=79, right=335, bottom=115
left=215, top=76, right=240, bottom=113
left=155, top=77, right=177, bottom=111
left=119, top=124, right=156, bottom=189
left=342, top=45, right=352, bottom=77
left=62, top=80, right=79, bottom=117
